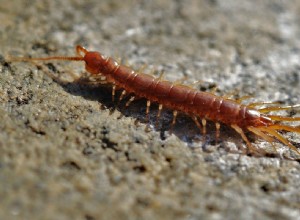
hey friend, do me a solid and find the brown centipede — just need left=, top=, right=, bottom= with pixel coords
left=9, top=45, right=300, bottom=158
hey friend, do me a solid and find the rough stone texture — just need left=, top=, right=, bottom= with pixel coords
left=0, top=0, right=300, bottom=220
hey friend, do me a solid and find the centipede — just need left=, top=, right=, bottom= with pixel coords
left=9, top=45, right=300, bottom=158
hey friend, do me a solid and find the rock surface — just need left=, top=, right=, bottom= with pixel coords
left=0, top=0, right=300, bottom=219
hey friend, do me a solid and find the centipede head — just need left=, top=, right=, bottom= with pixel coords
left=83, top=51, right=107, bottom=75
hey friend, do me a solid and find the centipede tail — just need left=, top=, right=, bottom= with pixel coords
left=251, top=125, right=300, bottom=155
left=244, top=116, right=300, bottom=155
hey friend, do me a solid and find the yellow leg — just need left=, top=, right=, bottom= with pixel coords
left=112, top=85, right=116, bottom=102
left=258, top=104, right=300, bottom=113
left=192, top=116, right=202, bottom=132
left=268, top=115, right=300, bottom=121
left=247, top=126, right=277, bottom=153
left=170, top=110, right=178, bottom=134
left=155, top=104, right=163, bottom=128
left=215, top=122, right=220, bottom=142
left=247, top=101, right=280, bottom=108
left=257, top=126, right=300, bottom=155
left=125, top=96, right=135, bottom=107
left=231, top=124, right=257, bottom=154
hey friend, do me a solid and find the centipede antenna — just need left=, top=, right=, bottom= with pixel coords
left=8, top=45, right=89, bottom=63
left=8, top=56, right=84, bottom=63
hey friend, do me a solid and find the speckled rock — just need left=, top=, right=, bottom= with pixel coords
left=0, top=0, right=300, bottom=220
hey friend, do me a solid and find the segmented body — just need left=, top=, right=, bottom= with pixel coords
left=84, top=51, right=272, bottom=129
left=11, top=45, right=300, bottom=157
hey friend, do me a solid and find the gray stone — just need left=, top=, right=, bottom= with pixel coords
left=0, top=0, right=299, bottom=220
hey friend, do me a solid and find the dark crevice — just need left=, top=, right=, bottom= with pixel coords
left=102, top=137, right=118, bottom=151
left=133, top=164, right=147, bottom=173
left=24, top=120, right=46, bottom=136
left=61, top=161, right=81, bottom=171
left=85, top=215, right=95, bottom=220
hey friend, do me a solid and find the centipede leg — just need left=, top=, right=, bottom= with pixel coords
left=191, top=80, right=204, bottom=87
left=157, top=70, right=165, bottom=80
left=247, top=101, right=280, bottom=108
left=268, top=115, right=300, bottom=121
left=114, top=52, right=122, bottom=64
left=215, top=122, right=221, bottom=144
left=155, top=104, right=163, bottom=129
left=268, top=124, right=300, bottom=133
left=247, top=126, right=278, bottom=154
left=112, top=85, right=116, bottom=102
left=118, top=90, right=127, bottom=102
left=258, top=104, right=300, bottom=113
left=235, top=95, right=253, bottom=103
left=144, top=100, right=151, bottom=131
left=174, top=75, right=188, bottom=85
left=257, top=126, right=300, bottom=155
left=170, top=110, right=178, bottom=134
left=223, top=92, right=252, bottom=102
left=192, top=116, right=202, bottom=132
left=231, top=124, right=257, bottom=155
left=210, top=86, right=218, bottom=94
left=223, top=90, right=238, bottom=99
left=137, top=64, right=147, bottom=73
left=202, top=118, right=207, bottom=142
left=125, top=96, right=135, bottom=107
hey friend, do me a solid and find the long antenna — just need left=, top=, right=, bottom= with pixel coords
left=8, top=55, right=84, bottom=62
left=8, top=45, right=89, bottom=63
